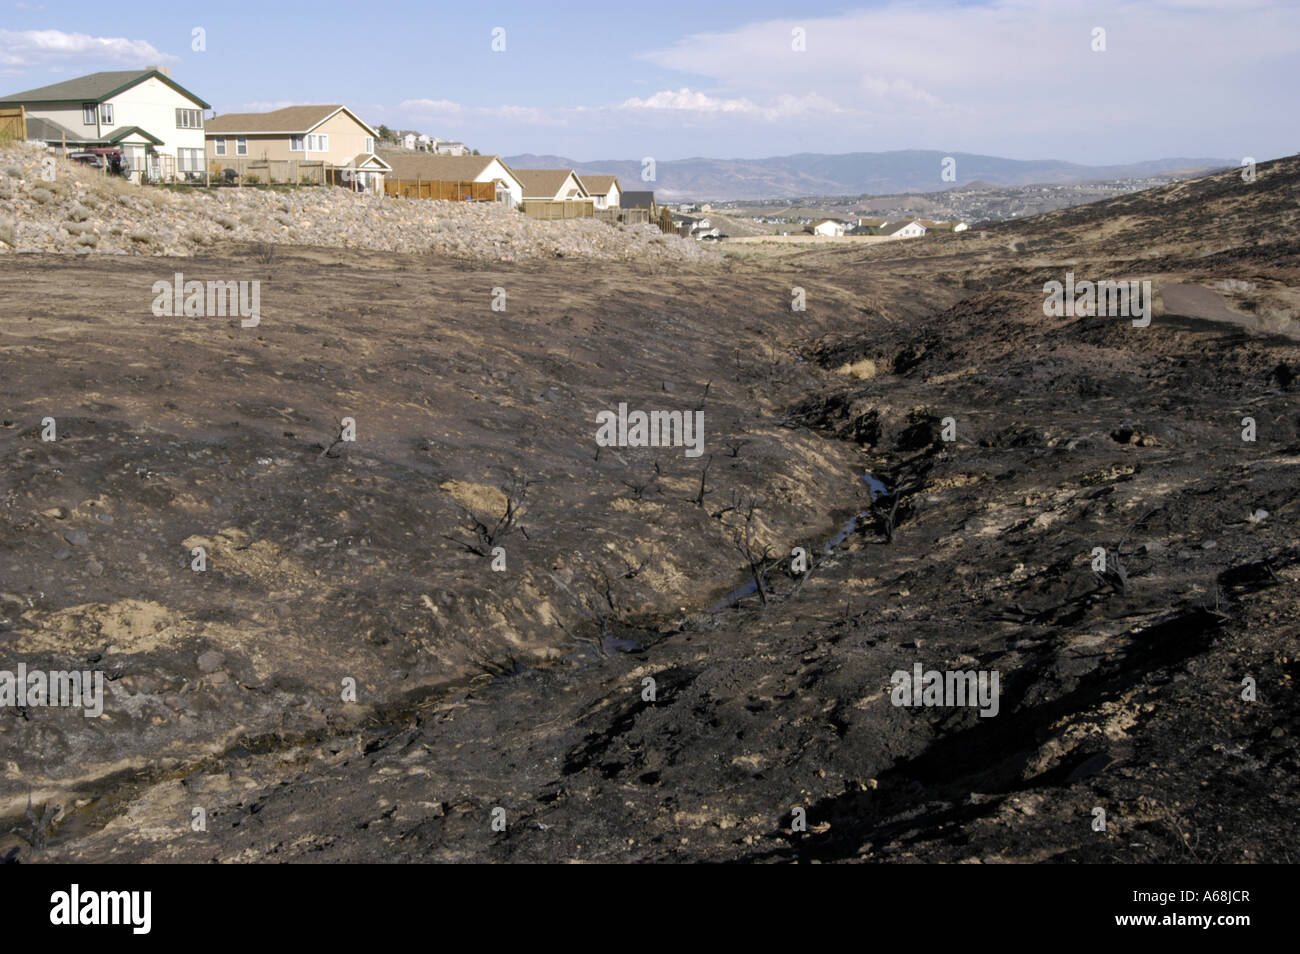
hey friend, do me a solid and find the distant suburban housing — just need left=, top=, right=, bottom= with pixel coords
left=671, top=212, right=721, bottom=239
left=514, top=168, right=589, bottom=202
left=0, top=67, right=210, bottom=181
left=205, top=104, right=390, bottom=192
left=579, top=174, right=621, bottom=209
left=381, top=152, right=524, bottom=206
left=393, top=133, right=468, bottom=155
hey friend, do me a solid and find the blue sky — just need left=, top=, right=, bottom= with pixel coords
left=2, top=0, right=1296, bottom=163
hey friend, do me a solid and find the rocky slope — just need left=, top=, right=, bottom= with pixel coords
left=0, top=142, right=710, bottom=264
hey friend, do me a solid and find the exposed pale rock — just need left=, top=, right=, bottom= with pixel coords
left=0, top=142, right=717, bottom=265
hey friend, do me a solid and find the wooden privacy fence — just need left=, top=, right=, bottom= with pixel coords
left=384, top=178, right=494, bottom=201
left=207, top=158, right=326, bottom=185
left=520, top=199, right=595, bottom=220
left=595, top=207, right=649, bottom=226
left=0, top=106, right=26, bottom=141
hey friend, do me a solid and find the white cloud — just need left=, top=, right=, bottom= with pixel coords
left=376, top=1, right=1300, bottom=162
left=485, top=104, right=566, bottom=125
left=399, top=98, right=569, bottom=126
left=619, top=88, right=761, bottom=114
left=399, top=98, right=462, bottom=114
left=618, top=87, right=852, bottom=121
left=632, top=0, right=1300, bottom=156
left=0, top=28, right=176, bottom=69
left=858, top=76, right=941, bottom=108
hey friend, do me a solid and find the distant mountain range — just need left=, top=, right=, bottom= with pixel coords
left=503, top=150, right=1232, bottom=201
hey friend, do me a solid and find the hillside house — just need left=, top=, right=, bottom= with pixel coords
left=515, top=168, right=589, bottom=203
left=621, top=191, right=656, bottom=214
left=381, top=152, right=524, bottom=206
left=580, top=174, right=621, bottom=209
left=806, top=219, right=847, bottom=237
left=205, top=105, right=389, bottom=192
left=0, top=67, right=210, bottom=182
left=881, top=219, right=927, bottom=238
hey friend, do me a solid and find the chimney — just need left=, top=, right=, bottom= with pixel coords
left=147, top=65, right=173, bottom=78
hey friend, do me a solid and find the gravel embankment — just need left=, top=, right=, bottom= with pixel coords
left=0, top=142, right=714, bottom=263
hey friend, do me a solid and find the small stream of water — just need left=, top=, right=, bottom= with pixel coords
left=711, top=472, right=889, bottom=610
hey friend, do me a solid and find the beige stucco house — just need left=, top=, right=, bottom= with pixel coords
left=0, top=67, right=210, bottom=181
left=205, top=105, right=390, bottom=192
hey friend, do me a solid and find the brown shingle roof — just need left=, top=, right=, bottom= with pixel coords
left=380, top=151, right=509, bottom=182
left=206, top=105, right=347, bottom=134
left=514, top=168, right=586, bottom=199
left=351, top=153, right=392, bottom=170
left=578, top=174, right=619, bottom=195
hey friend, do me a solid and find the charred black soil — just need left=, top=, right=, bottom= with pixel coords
left=2, top=157, right=1298, bottom=863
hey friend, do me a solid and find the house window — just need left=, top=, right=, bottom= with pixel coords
left=306, top=134, right=328, bottom=151
left=175, top=108, right=202, bottom=129
left=235, top=137, right=247, bottom=156
left=214, top=139, right=226, bottom=157
left=82, top=103, right=96, bottom=125
left=99, top=103, right=113, bottom=125
left=365, top=137, right=374, bottom=154
left=178, top=148, right=204, bottom=173
left=290, top=135, right=304, bottom=152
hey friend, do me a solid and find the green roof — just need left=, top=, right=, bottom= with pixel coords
left=105, top=126, right=163, bottom=145
left=0, top=69, right=210, bottom=109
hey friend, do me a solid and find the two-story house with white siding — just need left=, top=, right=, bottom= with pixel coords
left=0, top=67, right=210, bottom=181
